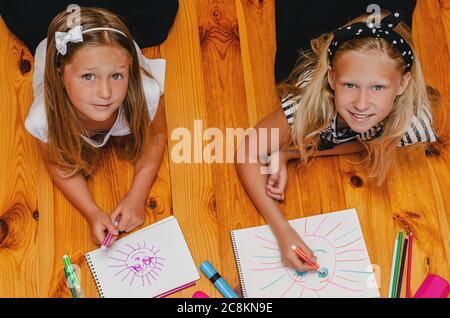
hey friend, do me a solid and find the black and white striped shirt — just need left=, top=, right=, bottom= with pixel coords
left=281, top=71, right=437, bottom=150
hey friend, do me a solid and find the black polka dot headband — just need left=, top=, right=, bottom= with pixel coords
left=328, top=12, right=414, bottom=71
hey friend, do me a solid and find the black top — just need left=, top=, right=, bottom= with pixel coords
left=275, top=0, right=417, bottom=82
left=0, top=0, right=179, bottom=53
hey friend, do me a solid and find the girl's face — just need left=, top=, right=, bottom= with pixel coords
left=61, top=45, right=130, bottom=128
left=328, top=50, right=411, bottom=133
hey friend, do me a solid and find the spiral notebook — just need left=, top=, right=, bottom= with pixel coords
left=85, top=216, right=199, bottom=298
left=230, top=209, right=380, bottom=298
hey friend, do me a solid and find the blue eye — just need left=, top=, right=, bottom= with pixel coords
left=82, top=73, right=95, bottom=81
left=344, top=83, right=355, bottom=89
left=373, top=85, right=385, bottom=91
left=112, top=73, right=124, bottom=80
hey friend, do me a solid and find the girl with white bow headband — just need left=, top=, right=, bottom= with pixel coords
left=25, top=6, right=168, bottom=246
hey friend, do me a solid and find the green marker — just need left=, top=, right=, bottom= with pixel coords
left=64, top=267, right=77, bottom=298
left=63, top=255, right=85, bottom=298
left=391, top=231, right=403, bottom=298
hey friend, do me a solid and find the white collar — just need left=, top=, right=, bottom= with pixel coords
left=80, top=107, right=125, bottom=148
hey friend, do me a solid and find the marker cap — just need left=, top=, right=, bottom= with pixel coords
left=200, top=260, right=217, bottom=279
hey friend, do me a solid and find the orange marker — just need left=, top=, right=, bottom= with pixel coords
left=291, top=244, right=325, bottom=275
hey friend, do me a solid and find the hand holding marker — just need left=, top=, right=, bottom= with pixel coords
left=291, top=244, right=326, bottom=275
left=101, top=218, right=120, bottom=250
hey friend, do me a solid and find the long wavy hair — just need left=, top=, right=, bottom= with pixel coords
left=278, top=10, right=440, bottom=185
left=43, top=7, right=151, bottom=177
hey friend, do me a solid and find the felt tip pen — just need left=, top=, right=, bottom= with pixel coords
left=291, top=245, right=325, bottom=275
left=200, top=260, right=238, bottom=298
left=101, top=219, right=119, bottom=250
left=64, top=267, right=77, bottom=298
left=63, top=255, right=85, bottom=298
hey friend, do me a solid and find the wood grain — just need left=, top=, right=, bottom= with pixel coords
left=0, top=0, right=449, bottom=298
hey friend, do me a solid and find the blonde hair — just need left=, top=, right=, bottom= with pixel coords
left=43, top=7, right=151, bottom=177
left=278, top=10, right=440, bottom=185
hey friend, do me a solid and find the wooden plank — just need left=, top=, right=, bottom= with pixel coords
left=236, top=0, right=282, bottom=224
left=141, top=47, right=174, bottom=226
left=385, top=150, right=450, bottom=296
left=195, top=0, right=272, bottom=292
left=441, top=0, right=450, bottom=55
left=412, top=0, right=450, bottom=284
left=0, top=17, right=40, bottom=297
left=35, top=160, right=56, bottom=297
left=337, top=153, right=393, bottom=297
left=378, top=0, right=450, bottom=297
left=413, top=0, right=450, bottom=138
left=160, top=0, right=222, bottom=297
left=426, top=151, right=450, bottom=268
left=236, top=0, right=278, bottom=125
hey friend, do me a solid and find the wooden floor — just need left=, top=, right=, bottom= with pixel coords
left=0, top=0, right=449, bottom=298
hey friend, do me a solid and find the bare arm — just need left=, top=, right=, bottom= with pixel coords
left=236, top=107, right=291, bottom=231
left=236, top=107, right=367, bottom=271
left=110, top=104, right=168, bottom=233
left=38, top=142, right=100, bottom=219
left=235, top=107, right=318, bottom=271
left=37, top=142, right=118, bottom=244
left=128, top=104, right=167, bottom=203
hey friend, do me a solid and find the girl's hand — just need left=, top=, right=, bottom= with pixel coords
left=110, top=194, right=146, bottom=237
left=86, top=209, right=119, bottom=245
left=266, top=151, right=288, bottom=201
left=277, top=225, right=318, bottom=272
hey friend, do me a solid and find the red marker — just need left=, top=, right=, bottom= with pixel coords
left=291, top=244, right=325, bottom=275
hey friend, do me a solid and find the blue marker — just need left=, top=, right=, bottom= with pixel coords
left=200, top=260, right=239, bottom=298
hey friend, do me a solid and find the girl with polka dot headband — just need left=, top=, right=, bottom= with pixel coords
left=236, top=10, right=440, bottom=272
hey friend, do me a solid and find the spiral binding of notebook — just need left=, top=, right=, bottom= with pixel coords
left=230, top=231, right=248, bottom=298
left=85, top=253, right=105, bottom=298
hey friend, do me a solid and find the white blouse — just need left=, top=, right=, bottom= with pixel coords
left=24, top=38, right=166, bottom=148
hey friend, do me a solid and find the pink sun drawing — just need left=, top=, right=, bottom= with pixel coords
left=108, top=242, right=165, bottom=287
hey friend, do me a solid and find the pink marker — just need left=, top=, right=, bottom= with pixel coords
left=101, top=219, right=119, bottom=251
left=414, top=274, right=450, bottom=298
left=192, top=291, right=209, bottom=298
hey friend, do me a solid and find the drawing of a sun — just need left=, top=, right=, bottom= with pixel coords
left=250, top=215, right=375, bottom=297
left=108, top=242, right=165, bottom=287
left=285, top=234, right=336, bottom=292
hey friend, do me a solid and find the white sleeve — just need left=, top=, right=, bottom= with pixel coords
left=32, top=39, right=47, bottom=94
left=24, top=38, right=49, bottom=143
left=24, top=91, right=49, bottom=143
left=141, top=73, right=163, bottom=120
left=133, top=41, right=166, bottom=120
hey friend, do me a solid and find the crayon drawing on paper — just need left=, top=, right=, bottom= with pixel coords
left=232, top=209, right=380, bottom=298
left=108, top=242, right=165, bottom=287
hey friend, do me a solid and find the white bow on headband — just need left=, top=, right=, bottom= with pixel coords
left=55, top=25, right=84, bottom=55
left=55, top=25, right=128, bottom=56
